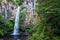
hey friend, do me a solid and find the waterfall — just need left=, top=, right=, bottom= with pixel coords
left=12, top=6, right=20, bottom=35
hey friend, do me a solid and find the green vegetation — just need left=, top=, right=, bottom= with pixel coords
left=11, top=0, right=24, bottom=5
left=0, top=13, right=13, bottom=36
left=27, top=0, right=60, bottom=40
left=19, top=7, right=25, bottom=28
left=0, top=0, right=25, bottom=36
left=0, top=0, right=60, bottom=40
left=0, top=0, right=24, bottom=36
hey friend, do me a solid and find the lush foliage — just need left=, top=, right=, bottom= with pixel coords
left=28, top=0, right=60, bottom=40
left=11, top=0, right=24, bottom=5
left=0, top=0, right=60, bottom=40
left=19, top=7, right=25, bottom=29
left=0, top=0, right=24, bottom=36
left=0, top=13, right=13, bottom=36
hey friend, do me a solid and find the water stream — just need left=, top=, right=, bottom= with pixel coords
left=12, top=6, right=20, bottom=35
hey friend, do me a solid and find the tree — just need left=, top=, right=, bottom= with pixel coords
left=28, top=0, right=60, bottom=40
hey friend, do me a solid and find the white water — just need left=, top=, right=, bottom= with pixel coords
left=12, top=6, right=20, bottom=35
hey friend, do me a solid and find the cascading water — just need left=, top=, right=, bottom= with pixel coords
left=12, top=6, right=20, bottom=35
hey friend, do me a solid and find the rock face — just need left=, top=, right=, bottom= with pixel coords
left=0, top=0, right=38, bottom=30
left=21, top=0, right=38, bottom=30
left=0, top=0, right=16, bottom=19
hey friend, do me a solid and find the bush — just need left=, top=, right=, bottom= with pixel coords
left=11, top=0, right=24, bottom=5
left=19, top=7, right=25, bottom=29
left=28, top=0, right=60, bottom=40
left=0, top=13, right=13, bottom=36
